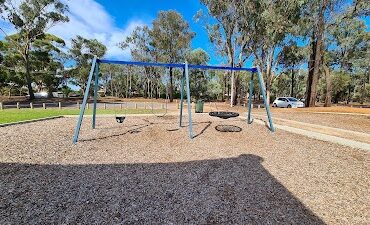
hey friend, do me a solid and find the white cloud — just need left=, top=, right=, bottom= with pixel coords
left=1, top=0, right=147, bottom=59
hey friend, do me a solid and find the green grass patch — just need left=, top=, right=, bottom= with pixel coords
left=0, top=108, right=164, bottom=124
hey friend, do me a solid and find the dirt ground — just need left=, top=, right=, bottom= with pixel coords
left=257, top=110, right=370, bottom=134
left=0, top=115, right=369, bottom=224
left=199, top=104, right=370, bottom=135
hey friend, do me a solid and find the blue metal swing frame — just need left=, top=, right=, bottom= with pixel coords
left=72, top=57, right=275, bottom=144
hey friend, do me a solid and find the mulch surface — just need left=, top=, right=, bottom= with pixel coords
left=0, top=115, right=369, bottom=224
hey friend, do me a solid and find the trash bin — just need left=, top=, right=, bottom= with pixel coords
left=195, top=99, right=204, bottom=113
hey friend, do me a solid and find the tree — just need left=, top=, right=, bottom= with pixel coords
left=303, top=0, right=369, bottom=107
left=150, top=10, right=195, bottom=102
left=120, top=25, right=162, bottom=99
left=0, top=0, right=68, bottom=99
left=69, top=36, right=107, bottom=94
left=236, top=0, right=304, bottom=104
left=199, top=0, right=304, bottom=105
left=279, top=42, right=305, bottom=98
left=186, top=48, right=210, bottom=100
left=197, top=0, right=249, bottom=106
left=332, top=71, right=351, bottom=103
left=1, top=33, right=65, bottom=97
left=328, top=17, right=369, bottom=104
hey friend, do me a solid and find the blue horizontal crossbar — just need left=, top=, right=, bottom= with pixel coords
left=98, top=59, right=257, bottom=72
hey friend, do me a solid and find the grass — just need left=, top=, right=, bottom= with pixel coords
left=0, top=108, right=164, bottom=124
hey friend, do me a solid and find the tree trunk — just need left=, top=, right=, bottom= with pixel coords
left=266, top=82, right=271, bottom=104
left=8, top=85, right=12, bottom=98
left=305, top=0, right=327, bottom=107
left=231, top=70, right=237, bottom=106
left=323, top=64, right=332, bottom=107
left=24, top=54, right=35, bottom=100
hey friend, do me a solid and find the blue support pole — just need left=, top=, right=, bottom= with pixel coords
left=256, top=68, right=275, bottom=132
left=184, top=62, right=193, bottom=139
left=92, top=62, right=99, bottom=129
left=247, top=72, right=254, bottom=124
left=179, top=69, right=185, bottom=127
left=72, top=56, right=97, bottom=144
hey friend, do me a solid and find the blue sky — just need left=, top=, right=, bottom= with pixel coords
left=0, top=0, right=216, bottom=62
left=93, top=0, right=218, bottom=62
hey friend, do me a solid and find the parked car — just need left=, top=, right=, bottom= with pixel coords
left=26, top=92, right=48, bottom=99
left=272, top=97, right=304, bottom=108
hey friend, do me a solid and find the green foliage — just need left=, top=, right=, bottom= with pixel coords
left=279, top=42, right=306, bottom=69
left=332, top=71, right=351, bottom=103
left=186, top=48, right=210, bottom=100
left=69, top=36, right=107, bottom=91
left=0, top=0, right=69, bottom=99
left=1, top=33, right=65, bottom=96
left=206, top=79, right=222, bottom=99
left=150, top=10, right=195, bottom=63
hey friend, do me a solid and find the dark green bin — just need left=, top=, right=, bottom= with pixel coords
left=195, top=100, right=204, bottom=113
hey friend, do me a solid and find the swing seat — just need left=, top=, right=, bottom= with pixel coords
left=209, top=111, right=239, bottom=119
left=116, top=116, right=125, bottom=123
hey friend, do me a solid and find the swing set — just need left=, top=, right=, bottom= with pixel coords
left=72, top=56, right=275, bottom=144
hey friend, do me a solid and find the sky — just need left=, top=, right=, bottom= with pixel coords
left=0, top=0, right=369, bottom=66
left=1, top=0, right=217, bottom=63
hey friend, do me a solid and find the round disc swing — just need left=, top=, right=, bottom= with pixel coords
left=209, top=111, right=239, bottom=119
left=206, top=69, right=239, bottom=120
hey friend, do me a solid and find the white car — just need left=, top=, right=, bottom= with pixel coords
left=272, top=97, right=304, bottom=108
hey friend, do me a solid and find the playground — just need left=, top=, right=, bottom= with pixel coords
left=1, top=112, right=369, bottom=224
left=1, top=58, right=369, bottom=224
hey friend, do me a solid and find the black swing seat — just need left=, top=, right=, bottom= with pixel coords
left=116, top=116, right=125, bottom=123
left=209, top=111, right=239, bottom=119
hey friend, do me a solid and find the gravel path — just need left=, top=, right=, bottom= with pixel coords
left=0, top=115, right=369, bottom=224
left=254, top=111, right=370, bottom=134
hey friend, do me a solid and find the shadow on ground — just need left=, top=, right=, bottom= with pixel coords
left=82, top=120, right=213, bottom=142
left=0, top=154, right=324, bottom=224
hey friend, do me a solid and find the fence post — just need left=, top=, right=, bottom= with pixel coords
left=77, top=102, right=80, bottom=109
left=86, top=103, right=89, bottom=110
left=104, top=103, right=107, bottom=109
left=135, top=103, right=137, bottom=109
left=30, top=102, right=33, bottom=109
left=17, top=102, right=20, bottom=109
left=0, top=102, right=3, bottom=110
left=43, top=103, right=46, bottom=109
left=58, top=102, right=62, bottom=109
left=120, top=103, right=123, bottom=110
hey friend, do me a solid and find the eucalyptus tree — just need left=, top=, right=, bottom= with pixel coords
left=302, top=0, right=369, bottom=106
left=186, top=48, right=210, bottom=100
left=150, top=10, right=195, bottom=102
left=69, top=36, right=107, bottom=94
left=197, top=0, right=250, bottom=106
left=279, top=42, right=306, bottom=98
left=234, top=0, right=305, bottom=104
left=328, top=17, right=369, bottom=103
left=1, top=33, right=65, bottom=97
left=120, top=25, right=161, bottom=98
left=0, top=0, right=68, bottom=99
